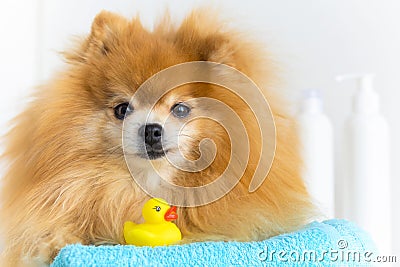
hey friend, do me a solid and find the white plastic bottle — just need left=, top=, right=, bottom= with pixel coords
left=337, top=74, right=391, bottom=254
left=297, top=89, right=335, bottom=219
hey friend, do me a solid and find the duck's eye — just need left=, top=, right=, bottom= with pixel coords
left=114, top=102, right=133, bottom=120
left=171, top=102, right=191, bottom=118
left=153, top=206, right=161, bottom=212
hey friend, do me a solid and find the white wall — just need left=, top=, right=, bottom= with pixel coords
left=1, top=0, right=399, bottom=255
left=0, top=1, right=39, bottom=138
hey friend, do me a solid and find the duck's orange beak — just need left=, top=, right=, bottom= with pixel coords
left=164, top=206, right=178, bottom=221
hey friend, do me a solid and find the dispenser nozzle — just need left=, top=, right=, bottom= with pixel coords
left=336, top=73, right=375, bottom=91
left=335, top=73, right=379, bottom=114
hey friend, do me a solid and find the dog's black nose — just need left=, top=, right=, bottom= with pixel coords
left=142, top=123, right=163, bottom=146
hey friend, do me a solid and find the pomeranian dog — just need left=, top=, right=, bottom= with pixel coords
left=0, top=9, right=314, bottom=266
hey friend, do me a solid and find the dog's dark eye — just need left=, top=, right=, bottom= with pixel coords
left=171, top=103, right=191, bottom=118
left=114, top=102, right=133, bottom=120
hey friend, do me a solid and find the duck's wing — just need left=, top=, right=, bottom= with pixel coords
left=124, top=227, right=159, bottom=246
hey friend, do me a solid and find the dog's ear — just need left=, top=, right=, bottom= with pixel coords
left=64, top=11, right=128, bottom=63
left=87, top=10, right=128, bottom=56
left=173, top=9, right=238, bottom=67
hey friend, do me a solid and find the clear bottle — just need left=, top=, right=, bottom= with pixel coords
left=297, top=89, right=335, bottom=219
left=337, top=74, right=391, bottom=254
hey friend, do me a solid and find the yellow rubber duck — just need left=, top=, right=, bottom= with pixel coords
left=124, top=198, right=182, bottom=247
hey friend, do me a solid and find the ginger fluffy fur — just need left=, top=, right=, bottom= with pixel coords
left=0, top=9, right=314, bottom=266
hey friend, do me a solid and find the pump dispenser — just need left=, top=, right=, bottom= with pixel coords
left=336, top=74, right=379, bottom=114
left=336, top=73, right=391, bottom=254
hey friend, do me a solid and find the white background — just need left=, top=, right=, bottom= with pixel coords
left=1, top=0, right=399, bottom=255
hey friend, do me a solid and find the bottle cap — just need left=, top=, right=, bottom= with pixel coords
left=300, top=89, right=323, bottom=114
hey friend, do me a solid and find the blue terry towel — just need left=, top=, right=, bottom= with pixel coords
left=51, top=219, right=377, bottom=267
